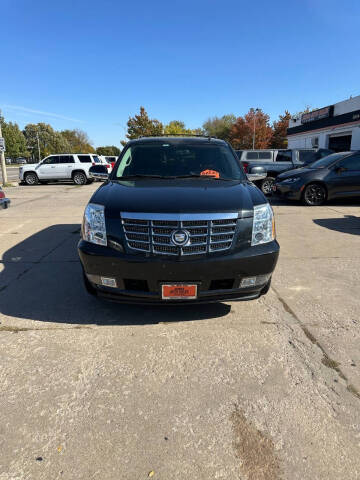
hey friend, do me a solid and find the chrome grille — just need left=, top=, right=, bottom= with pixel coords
left=121, top=213, right=238, bottom=256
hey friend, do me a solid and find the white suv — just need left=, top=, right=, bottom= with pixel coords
left=19, top=154, right=97, bottom=185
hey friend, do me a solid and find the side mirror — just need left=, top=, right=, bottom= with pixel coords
left=335, top=166, right=346, bottom=174
left=89, top=165, right=109, bottom=180
left=247, top=166, right=266, bottom=182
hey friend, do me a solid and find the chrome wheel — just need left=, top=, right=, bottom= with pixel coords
left=261, top=177, right=275, bottom=195
left=25, top=173, right=38, bottom=185
left=303, top=183, right=326, bottom=206
left=73, top=172, right=87, bottom=185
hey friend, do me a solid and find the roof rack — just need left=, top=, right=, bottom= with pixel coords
left=138, top=133, right=214, bottom=140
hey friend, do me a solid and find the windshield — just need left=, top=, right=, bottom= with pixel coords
left=114, top=143, right=244, bottom=180
left=308, top=152, right=349, bottom=169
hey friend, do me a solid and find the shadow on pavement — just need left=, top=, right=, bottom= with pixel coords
left=0, top=225, right=231, bottom=325
left=313, top=215, right=360, bottom=235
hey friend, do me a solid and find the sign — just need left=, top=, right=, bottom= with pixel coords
left=301, top=106, right=333, bottom=124
left=0, top=137, right=5, bottom=152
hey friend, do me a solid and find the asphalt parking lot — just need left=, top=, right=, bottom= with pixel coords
left=0, top=183, right=360, bottom=479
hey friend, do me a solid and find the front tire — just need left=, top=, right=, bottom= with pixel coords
left=24, top=172, right=39, bottom=185
left=260, top=177, right=275, bottom=196
left=260, top=277, right=272, bottom=296
left=73, top=172, right=87, bottom=185
left=302, top=183, right=327, bottom=206
left=82, top=271, right=97, bottom=296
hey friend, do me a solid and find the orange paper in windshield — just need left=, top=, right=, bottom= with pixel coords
left=200, top=169, right=220, bottom=178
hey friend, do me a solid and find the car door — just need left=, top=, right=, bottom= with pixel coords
left=327, top=154, right=360, bottom=198
left=58, top=155, right=75, bottom=179
left=275, top=150, right=294, bottom=172
left=37, top=156, right=60, bottom=179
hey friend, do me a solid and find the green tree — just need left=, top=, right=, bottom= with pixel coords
left=270, top=110, right=291, bottom=148
left=96, top=146, right=121, bottom=156
left=125, top=106, right=163, bottom=140
left=202, top=114, right=236, bottom=141
left=163, top=120, right=188, bottom=135
left=23, top=123, right=70, bottom=161
left=61, top=129, right=95, bottom=153
left=0, top=115, right=28, bottom=159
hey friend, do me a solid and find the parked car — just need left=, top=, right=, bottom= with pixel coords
left=0, top=186, right=10, bottom=209
left=19, top=154, right=96, bottom=185
left=96, top=155, right=113, bottom=173
left=236, top=148, right=333, bottom=195
left=78, top=136, right=279, bottom=304
left=274, top=151, right=360, bottom=206
left=16, top=157, right=28, bottom=164
left=5, top=157, right=12, bottom=165
left=100, top=155, right=118, bottom=169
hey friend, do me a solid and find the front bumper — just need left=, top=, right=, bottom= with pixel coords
left=274, top=182, right=303, bottom=200
left=0, top=197, right=10, bottom=209
left=78, top=240, right=280, bottom=304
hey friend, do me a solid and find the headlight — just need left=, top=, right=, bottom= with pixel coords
left=281, top=177, right=300, bottom=184
left=251, top=203, right=275, bottom=246
left=82, top=203, right=107, bottom=246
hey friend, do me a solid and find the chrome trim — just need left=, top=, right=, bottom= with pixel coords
left=121, top=212, right=239, bottom=221
left=121, top=212, right=238, bottom=256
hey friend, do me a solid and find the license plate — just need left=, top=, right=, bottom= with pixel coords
left=161, top=284, right=197, bottom=300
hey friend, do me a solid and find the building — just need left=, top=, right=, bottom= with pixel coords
left=287, top=95, right=360, bottom=152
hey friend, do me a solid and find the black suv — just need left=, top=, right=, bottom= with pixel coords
left=78, top=136, right=279, bottom=304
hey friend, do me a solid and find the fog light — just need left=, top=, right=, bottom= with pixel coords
left=241, top=277, right=257, bottom=287
left=256, top=274, right=271, bottom=285
left=101, top=277, right=117, bottom=288
left=240, top=274, right=271, bottom=288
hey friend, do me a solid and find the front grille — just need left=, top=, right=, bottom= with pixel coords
left=121, top=213, right=238, bottom=256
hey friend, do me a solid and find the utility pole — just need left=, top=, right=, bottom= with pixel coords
left=36, top=131, right=41, bottom=161
left=0, top=109, right=8, bottom=185
left=252, top=108, right=260, bottom=150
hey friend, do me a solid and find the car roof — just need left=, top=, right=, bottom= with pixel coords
left=127, top=136, right=227, bottom=146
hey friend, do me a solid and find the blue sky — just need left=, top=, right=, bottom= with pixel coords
left=2, top=0, right=360, bottom=147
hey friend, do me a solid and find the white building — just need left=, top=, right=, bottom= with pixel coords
left=287, top=95, right=360, bottom=152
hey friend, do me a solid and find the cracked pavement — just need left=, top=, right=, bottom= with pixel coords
left=0, top=183, right=359, bottom=479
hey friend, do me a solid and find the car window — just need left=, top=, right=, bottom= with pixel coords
left=299, top=151, right=317, bottom=163
left=309, top=152, right=349, bottom=168
left=276, top=151, right=292, bottom=162
left=78, top=155, right=92, bottom=163
left=92, top=155, right=100, bottom=163
left=115, top=143, right=244, bottom=180
left=59, top=155, right=74, bottom=164
left=42, top=156, right=59, bottom=165
left=258, top=151, right=271, bottom=160
left=337, top=154, right=360, bottom=171
left=246, top=152, right=258, bottom=160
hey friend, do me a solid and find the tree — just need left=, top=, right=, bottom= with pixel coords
left=61, top=129, right=95, bottom=153
left=96, top=146, right=121, bottom=156
left=23, top=123, right=70, bottom=161
left=229, top=109, right=273, bottom=149
left=125, top=106, right=163, bottom=140
left=270, top=110, right=291, bottom=148
left=163, top=120, right=199, bottom=135
left=202, top=114, right=236, bottom=141
left=0, top=115, right=28, bottom=159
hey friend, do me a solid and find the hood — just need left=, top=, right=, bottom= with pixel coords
left=90, top=179, right=266, bottom=218
left=277, top=166, right=316, bottom=180
left=22, top=163, right=38, bottom=168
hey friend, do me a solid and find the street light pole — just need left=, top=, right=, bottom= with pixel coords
left=0, top=109, right=8, bottom=185
left=252, top=108, right=259, bottom=150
